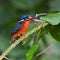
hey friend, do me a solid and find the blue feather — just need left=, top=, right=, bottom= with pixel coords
left=11, top=21, right=23, bottom=34
left=11, top=15, right=29, bottom=34
left=20, top=15, right=28, bottom=20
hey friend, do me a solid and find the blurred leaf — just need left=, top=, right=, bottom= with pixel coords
left=26, top=44, right=39, bottom=60
left=40, top=12, right=60, bottom=25
left=49, top=24, right=60, bottom=42
left=0, top=35, right=10, bottom=51
left=10, top=0, right=42, bottom=10
left=10, top=0, right=27, bottom=9
left=34, top=25, right=49, bottom=43
left=23, top=34, right=34, bottom=48
left=0, top=5, right=17, bottom=26
left=49, top=0, right=60, bottom=11
left=9, top=47, right=26, bottom=58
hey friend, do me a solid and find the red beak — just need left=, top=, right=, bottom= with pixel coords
left=32, top=19, right=43, bottom=24
left=26, top=18, right=43, bottom=24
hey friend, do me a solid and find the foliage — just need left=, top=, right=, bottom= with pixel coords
left=40, top=12, right=60, bottom=25
left=26, top=44, right=39, bottom=60
left=40, top=12, right=60, bottom=41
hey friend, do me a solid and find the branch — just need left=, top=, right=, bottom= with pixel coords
left=0, top=23, right=48, bottom=60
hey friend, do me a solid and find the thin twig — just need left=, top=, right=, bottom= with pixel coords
left=0, top=23, right=48, bottom=60
left=4, top=57, right=10, bottom=60
left=36, top=40, right=55, bottom=57
left=35, top=13, right=47, bottom=18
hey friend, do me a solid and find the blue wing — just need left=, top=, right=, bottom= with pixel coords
left=11, top=21, right=23, bottom=34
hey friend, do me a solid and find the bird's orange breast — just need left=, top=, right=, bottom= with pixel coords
left=11, top=21, right=30, bottom=42
left=17, top=21, right=30, bottom=34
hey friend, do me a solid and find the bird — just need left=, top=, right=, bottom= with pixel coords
left=11, top=15, right=43, bottom=43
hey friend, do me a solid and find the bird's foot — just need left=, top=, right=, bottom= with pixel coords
left=17, top=34, right=26, bottom=38
left=20, top=34, right=26, bottom=38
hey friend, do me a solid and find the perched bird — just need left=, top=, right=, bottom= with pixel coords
left=11, top=15, right=43, bottom=43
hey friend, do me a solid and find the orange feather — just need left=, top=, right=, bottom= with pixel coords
left=11, top=21, right=30, bottom=42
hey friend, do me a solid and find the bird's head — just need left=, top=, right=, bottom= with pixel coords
left=20, top=15, right=33, bottom=21
left=20, top=15, right=43, bottom=23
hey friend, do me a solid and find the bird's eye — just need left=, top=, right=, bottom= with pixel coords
left=29, top=16, right=32, bottom=19
left=25, top=18, right=29, bottom=21
left=26, top=19, right=29, bottom=21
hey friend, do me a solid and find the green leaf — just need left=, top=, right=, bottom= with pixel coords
left=40, top=12, right=60, bottom=25
left=49, top=24, right=60, bottom=42
left=26, top=44, right=39, bottom=60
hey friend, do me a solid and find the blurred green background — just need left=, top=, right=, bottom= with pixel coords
left=0, top=0, right=60, bottom=60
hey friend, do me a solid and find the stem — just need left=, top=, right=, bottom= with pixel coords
left=0, top=23, right=48, bottom=60
left=36, top=40, right=55, bottom=57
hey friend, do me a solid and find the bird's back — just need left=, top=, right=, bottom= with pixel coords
left=11, top=21, right=23, bottom=35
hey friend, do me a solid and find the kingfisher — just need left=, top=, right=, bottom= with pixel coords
left=11, top=15, right=43, bottom=43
